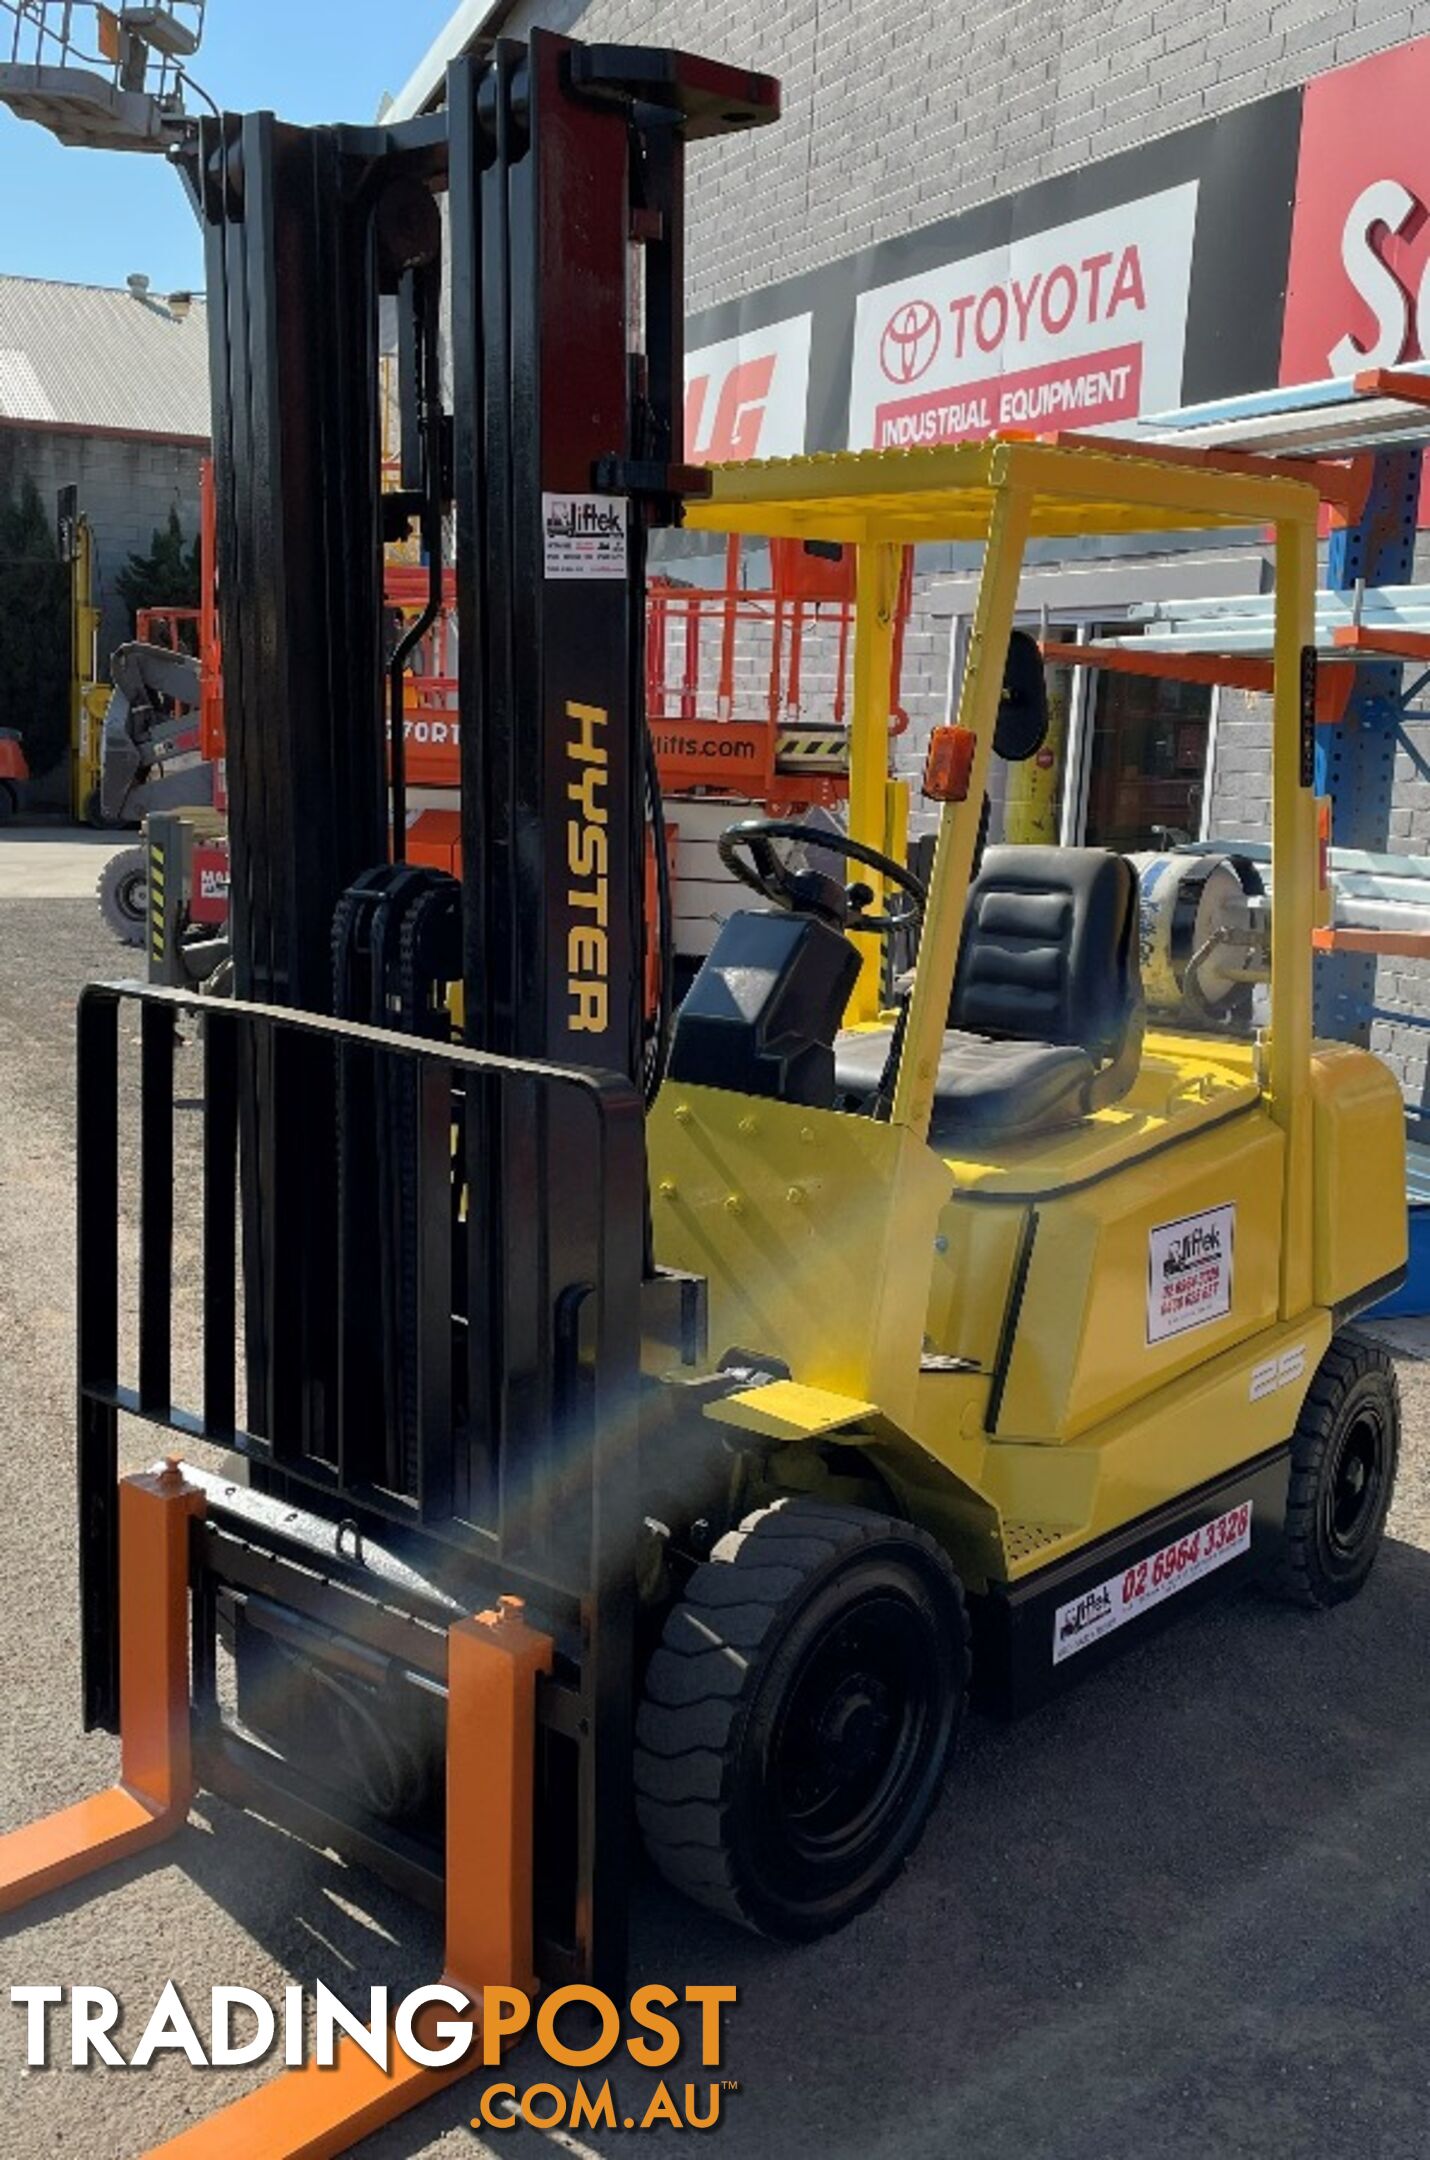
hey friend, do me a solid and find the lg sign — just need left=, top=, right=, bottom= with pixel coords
left=685, top=355, right=775, bottom=463
left=1282, top=40, right=1430, bottom=383
left=683, top=315, right=813, bottom=464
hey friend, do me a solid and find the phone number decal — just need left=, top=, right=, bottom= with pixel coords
left=1052, top=1503, right=1253, bottom=1665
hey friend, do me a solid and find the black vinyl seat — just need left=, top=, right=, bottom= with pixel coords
left=835, top=846, right=1144, bottom=1142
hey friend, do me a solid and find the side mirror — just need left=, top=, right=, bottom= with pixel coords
left=994, top=629, right=1050, bottom=764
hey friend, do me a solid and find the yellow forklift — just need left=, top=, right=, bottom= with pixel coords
left=639, top=433, right=1405, bottom=1929
left=57, top=485, right=112, bottom=826
left=0, top=31, right=1406, bottom=2156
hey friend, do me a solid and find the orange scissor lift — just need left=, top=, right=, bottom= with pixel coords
left=648, top=530, right=913, bottom=808
left=154, top=484, right=916, bottom=991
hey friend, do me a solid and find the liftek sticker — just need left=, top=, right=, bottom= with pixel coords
left=1146, top=1203, right=1234, bottom=1344
left=542, top=493, right=627, bottom=579
left=1052, top=1502, right=1253, bottom=1664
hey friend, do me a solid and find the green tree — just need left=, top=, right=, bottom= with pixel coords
left=115, top=506, right=202, bottom=631
left=0, top=477, right=68, bottom=779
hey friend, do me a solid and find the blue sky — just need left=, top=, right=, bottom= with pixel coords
left=0, top=0, right=457, bottom=291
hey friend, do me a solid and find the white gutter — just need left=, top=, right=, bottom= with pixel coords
left=386, top=0, right=502, bottom=122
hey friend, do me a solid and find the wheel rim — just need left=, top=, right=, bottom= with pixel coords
left=764, top=1586, right=939, bottom=1877
left=1322, top=1401, right=1387, bottom=1567
left=117, top=872, right=146, bottom=922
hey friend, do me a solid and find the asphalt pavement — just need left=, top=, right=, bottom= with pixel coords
left=2, top=842, right=1429, bottom=2160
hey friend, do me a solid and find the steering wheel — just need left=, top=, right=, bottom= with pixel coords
left=717, top=818, right=927, bottom=936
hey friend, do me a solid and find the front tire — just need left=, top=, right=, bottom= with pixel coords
left=1271, top=1329, right=1399, bottom=1609
left=97, top=845, right=147, bottom=948
left=635, top=1498, right=968, bottom=1940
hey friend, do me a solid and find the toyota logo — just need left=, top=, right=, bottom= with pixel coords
left=880, top=298, right=941, bottom=385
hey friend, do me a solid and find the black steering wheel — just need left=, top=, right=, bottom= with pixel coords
left=717, top=818, right=927, bottom=936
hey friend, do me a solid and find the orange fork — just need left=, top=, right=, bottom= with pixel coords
left=0, top=1453, right=555, bottom=2160
left=140, top=1596, right=554, bottom=2160
left=0, top=1460, right=203, bottom=1914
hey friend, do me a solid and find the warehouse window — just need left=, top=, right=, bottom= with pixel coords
left=1079, top=627, right=1215, bottom=851
left=949, top=616, right=1219, bottom=851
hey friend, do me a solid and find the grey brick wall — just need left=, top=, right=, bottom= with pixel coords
left=0, top=426, right=204, bottom=660
left=497, top=0, right=1430, bottom=314
left=1376, top=727, right=1430, bottom=1126
left=1206, top=685, right=1428, bottom=1124
left=1206, top=688, right=1273, bottom=844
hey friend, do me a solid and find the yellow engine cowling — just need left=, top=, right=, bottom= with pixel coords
left=1310, top=1041, right=1407, bottom=1312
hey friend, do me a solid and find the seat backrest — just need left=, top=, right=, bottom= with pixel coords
left=951, top=845, right=1141, bottom=1065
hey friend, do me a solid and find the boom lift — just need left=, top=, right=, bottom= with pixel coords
left=0, top=29, right=1410, bottom=2157
left=0, top=0, right=205, bottom=152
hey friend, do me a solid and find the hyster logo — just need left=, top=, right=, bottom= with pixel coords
left=880, top=298, right=942, bottom=385
left=566, top=701, right=609, bottom=1036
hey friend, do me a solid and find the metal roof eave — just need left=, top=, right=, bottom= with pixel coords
left=0, top=414, right=208, bottom=448
left=386, top=0, right=508, bottom=122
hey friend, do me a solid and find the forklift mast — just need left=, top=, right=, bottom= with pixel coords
left=51, top=31, right=778, bottom=2007
left=197, top=33, right=774, bottom=1085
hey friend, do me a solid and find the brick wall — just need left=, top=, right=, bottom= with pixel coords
left=495, top=0, right=1430, bottom=314
left=1206, top=688, right=1273, bottom=844
left=1207, top=685, right=1429, bottom=1126
left=1372, top=727, right=1430, bottom=1127
left=0, top=427, right=204, bottom=664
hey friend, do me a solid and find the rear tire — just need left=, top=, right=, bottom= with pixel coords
left=83, top=785, right=125, bottom=832
left=98, top=845, right=147, bottom=948
left=1270, top=1329, right=1399, bottom=1609
left=635, top=1498, right=968, bottom=1940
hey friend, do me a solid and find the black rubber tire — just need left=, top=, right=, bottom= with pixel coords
left=1270, top=1329, right=1400, bottom=1609
left=635, top=1497, right=969, bottom=1940
left=0, top=780, right=16, bottom=823
left=97, top=845, right=148, bottom=948
left=82, top=786, right=128, bottom=832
